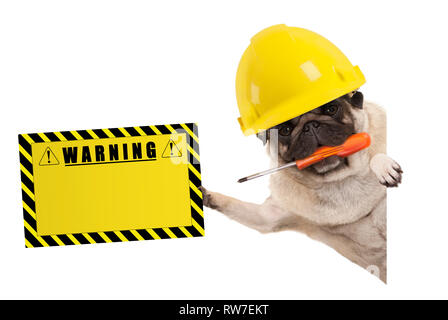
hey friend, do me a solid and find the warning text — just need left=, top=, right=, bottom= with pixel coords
left=62, top=142, right=157, bottom=166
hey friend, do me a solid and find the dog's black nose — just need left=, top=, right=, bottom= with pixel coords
left=302, top=121, right=320, bottom=132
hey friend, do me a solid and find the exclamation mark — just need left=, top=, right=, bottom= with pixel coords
left=170, top=142, right=174, bottom=156
left=47, top=150, right=51, bottom=163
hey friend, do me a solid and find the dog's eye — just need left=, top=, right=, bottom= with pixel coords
left=279, top=125, right=293, bottom=136
left=323, top=104, right=339, bottom=116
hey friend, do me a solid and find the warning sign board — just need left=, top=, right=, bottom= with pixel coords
left=18, top=124, right=203, bottom=248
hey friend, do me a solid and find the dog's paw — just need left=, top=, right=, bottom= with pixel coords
left=199, top=186, right=220, bottom=209
left=370, top=154, right=403, bottom=188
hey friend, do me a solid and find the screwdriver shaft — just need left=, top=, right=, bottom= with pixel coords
left=237, top=161, right=296, bottom=183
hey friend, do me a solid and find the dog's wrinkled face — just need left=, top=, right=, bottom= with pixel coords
left=258, top=91, right=364, bottom=175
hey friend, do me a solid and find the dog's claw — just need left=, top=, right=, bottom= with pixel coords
left=199, top=186, right=209, bottom=204
left=392, top=163, right=403, bottom=174
left=380, top=162, right=402, bottom=188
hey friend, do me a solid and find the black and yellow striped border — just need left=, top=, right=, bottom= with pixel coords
left=18, top=123, right=203, bottom=248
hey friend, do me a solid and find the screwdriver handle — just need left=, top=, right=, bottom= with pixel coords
left=295, top=132, right=371, bottom=170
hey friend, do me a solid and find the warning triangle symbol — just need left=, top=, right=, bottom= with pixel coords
left=39, top=147, right=60, bottom=166
left=162, top=139, right=182, bottom=158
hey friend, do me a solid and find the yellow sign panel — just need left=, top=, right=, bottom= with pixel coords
left=19, top=124, right=203, bottom=247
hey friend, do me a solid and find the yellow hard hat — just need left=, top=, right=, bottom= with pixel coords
left=236, top=24, right=366, bottom=136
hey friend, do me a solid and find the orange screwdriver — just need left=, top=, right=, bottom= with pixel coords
left=237, top=132, right=371, bottom=183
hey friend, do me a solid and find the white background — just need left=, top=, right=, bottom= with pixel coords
left=0, top=0, right=446, bottom=299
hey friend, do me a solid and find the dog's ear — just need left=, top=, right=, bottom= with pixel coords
left=256, top=130, right=269, bottom=145
left=350, top=91, right=364, bottom=109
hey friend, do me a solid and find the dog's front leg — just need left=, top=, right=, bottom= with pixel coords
left=201, top=187, right=292, bottom=233
left=370, top=153, right=403, bottom=187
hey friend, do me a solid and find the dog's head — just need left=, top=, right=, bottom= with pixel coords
left=258, top=91, right=367, bottom=177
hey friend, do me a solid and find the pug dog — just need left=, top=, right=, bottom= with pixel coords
left=202, top=91, right=402, bottom=283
